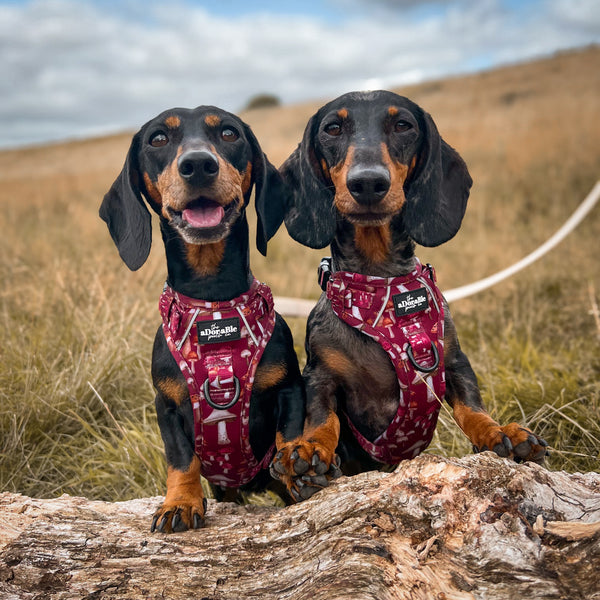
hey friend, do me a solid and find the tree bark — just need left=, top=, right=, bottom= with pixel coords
left=1, top=453, right=599, bottom=600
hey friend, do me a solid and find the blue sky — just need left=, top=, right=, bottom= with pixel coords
left=0, top=0, right=598, bottom=148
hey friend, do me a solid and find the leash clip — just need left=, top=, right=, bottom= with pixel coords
left=203, top=376, right=241, bottom=410
left=318, top=257, right=333, bottom=291
left=407, top=342, right=439, bottom=374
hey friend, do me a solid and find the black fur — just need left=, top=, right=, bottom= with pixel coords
left=277, top=91, right=547, bottom=496
left=100, top=106, right=305, bottom=530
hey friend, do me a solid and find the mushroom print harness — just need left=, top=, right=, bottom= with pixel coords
left=159, top=278, right=276, bottom=487
left=319, top=258, right=446, bottom=464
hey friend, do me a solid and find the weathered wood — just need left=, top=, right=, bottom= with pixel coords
left=1, top=453, right=599, bottom=600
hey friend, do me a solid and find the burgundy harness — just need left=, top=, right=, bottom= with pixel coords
left=158, top=278, right=276, bottom=487
left=322, top=258, right=446, bottom=463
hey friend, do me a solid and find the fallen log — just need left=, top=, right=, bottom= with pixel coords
left=1, top=453, right=599, bottom=600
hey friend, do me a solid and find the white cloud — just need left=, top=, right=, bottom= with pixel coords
left=0, top=0, right=598, bottom=148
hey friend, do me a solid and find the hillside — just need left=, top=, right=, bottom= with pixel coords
left=0, top=46, right=598, bottom=500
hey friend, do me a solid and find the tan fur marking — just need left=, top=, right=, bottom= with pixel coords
left=241, top=161, right=252, bottom=196
left=165, top=115, right=181, bottom=129
left=153, top=454, right=205, bottom=531
left=254, top=363, right=287, bottom=393
left=204, top=114, right=221, bottom=127
left=337, top=108, right=349, bottom=119
left=354, top=224, right=391, bottom=263
left=452, top=403, right=502, bottom=451
left=330, top=145, right=355, bottom=215
left=379, top=142, right=409, bottom=213
left=185, top=240, right=226, bottom=276
left=156, top=376, right=188, bottom=406
left=388, top=106, right=399, bottom=116
left=157, top=146, right=184, bottom=217
left=320, top=348, right=355, bottom=377
left=143, top=172, right=162, bottom=207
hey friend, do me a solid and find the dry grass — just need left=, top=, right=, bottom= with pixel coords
left=1, top=47, right=599, bottom=501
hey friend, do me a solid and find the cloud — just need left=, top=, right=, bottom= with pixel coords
left=0, top=0, right=598, bottom=148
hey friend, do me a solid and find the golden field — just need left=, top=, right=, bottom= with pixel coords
left=0, top=46, right=598, bottom=500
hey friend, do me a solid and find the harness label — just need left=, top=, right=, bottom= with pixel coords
left=197, top=317, right=241, bottom=345
left=393, top=288, right=429, bottom=317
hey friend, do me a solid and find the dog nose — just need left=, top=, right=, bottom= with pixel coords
left=346, top=166, right=391, bottom=205
left=178, top=150, right=219, bottom=186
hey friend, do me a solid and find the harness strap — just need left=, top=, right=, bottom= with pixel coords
left=159, top=279, right=276, bottom=487
left=324, top=259, right=446, bottom=463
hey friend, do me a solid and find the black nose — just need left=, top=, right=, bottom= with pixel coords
left=178, top=150, right=219, bottom=186
left=346, top=166, right=391, bottom=206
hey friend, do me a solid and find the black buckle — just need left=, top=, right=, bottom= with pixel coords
left=318, top=257, right=333, bottom=291
left=407, top=342, right=439, bottom=374
left=203, top=377, right=240, bottom=410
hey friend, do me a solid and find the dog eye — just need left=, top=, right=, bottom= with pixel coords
left=324, top=123, right=342, bottom=137
left=221, top=127, right=240, bottom=142
left=394, top=120, right=413, bottom=133
left=149, top=132, right=168, bottom=147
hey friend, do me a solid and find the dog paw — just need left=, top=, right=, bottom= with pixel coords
left=150, top=497, right=207, bottom=533
left=472, top=422, right=549, bottom=464
left=270, top=441, right=342, bottom=501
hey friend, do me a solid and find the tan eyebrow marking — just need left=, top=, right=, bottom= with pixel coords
left=164, top=115, right=181, bottom=128
left=204, top=114, right=221, bottom=127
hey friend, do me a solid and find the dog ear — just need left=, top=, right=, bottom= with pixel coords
left=280, top=114, right=337, bottom=249
left=242, top=124, right=287, bottom=257
left=99, top=132, right=152, bottom=271
left=403, top=111, right=473, bottom=247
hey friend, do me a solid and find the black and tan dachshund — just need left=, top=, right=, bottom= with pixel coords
left=271, top=90, right=548, bottom=499
left=100, top=106, right=305, bottom=531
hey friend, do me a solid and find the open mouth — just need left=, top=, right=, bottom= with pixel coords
left=167, top=197, right=239, bottom=243
left=168, top=197, right=236, bottom=230
left=180, top=198, right=226, bottom=229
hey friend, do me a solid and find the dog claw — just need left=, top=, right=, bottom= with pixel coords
left=150, top=514, right=159, bottom=533
left=193, top=513, right=204, bottom=529
left=158, top=514, right=169, bottom=533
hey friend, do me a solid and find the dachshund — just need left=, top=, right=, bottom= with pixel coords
left=100, top=106, right=305, bottom=531
left=270, top=90, right=548, bottom=500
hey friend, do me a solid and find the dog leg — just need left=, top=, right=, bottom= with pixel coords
left=151, top=384, right=206, bottom=533
left=444, top=312, right=548, bottom=463
left=271, top=363, right=342, bottom=501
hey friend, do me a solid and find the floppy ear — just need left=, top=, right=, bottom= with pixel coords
left=403, top=111, right=473, bottom=247
left=280, top=114, right=337, bottom=249
left=99, top=132, right=152, bottom=270
left=243, top=124, right=286, bottom=257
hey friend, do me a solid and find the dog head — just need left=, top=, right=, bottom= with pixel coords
left=281, top=90, right=472, bottom=249
left=100, top=106, right=285, bottom=270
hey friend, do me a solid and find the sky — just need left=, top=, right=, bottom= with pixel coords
left=0, top=0, right=598, bottom=149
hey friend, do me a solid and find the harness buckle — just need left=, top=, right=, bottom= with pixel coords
left=407, top=342, right=440, bottom=374
left=318, top=257, right=333, bottom=291
left=203, top=376, right=241, bottom=410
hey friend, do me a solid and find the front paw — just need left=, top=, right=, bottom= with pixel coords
left=270, top=441, right=342, bottom=501
left=472, top=422, right=549, bottom=464
left=151, top=498, right=207, bottom=533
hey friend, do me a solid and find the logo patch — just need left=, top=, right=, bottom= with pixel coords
left=393, top=288, right=429, bottom=317
left=197, top=317, right=241, bottom=344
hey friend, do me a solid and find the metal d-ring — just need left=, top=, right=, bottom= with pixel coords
left=203, top=376, right=241, bottom=410
left=407, top=342, right=440, bottom=374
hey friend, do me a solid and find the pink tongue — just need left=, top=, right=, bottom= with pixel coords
left=182, top=203, right=224, bottom=228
